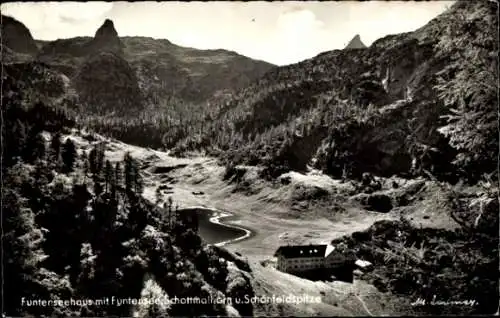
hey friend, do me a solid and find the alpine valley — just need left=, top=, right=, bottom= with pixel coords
left=1, top=1, right=498, bottom=316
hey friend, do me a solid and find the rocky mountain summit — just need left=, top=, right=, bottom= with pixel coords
left=3, top=17, right=274, bottom=112
left=344, top=34, right=367, bottom=49
left=88, top=19, right=124, bottom=54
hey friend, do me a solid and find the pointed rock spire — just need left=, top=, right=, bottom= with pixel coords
left=94, top=19, right=118, bottom=39
left=344, top=34, right=367, bottom=50
left=88, top=19, right=123, bottom=54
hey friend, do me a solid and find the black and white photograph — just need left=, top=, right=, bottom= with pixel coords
left=1, top=0, right=498, bottom=316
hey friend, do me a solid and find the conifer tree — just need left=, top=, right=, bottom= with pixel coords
left=89, top=147, right=98, bottom=175
left=93, top=180, right=104, bottom=197
left=167, top=196, right=174, bottom=228
left=114, top=162, right=123, bottom=190
left=50, top=132, right=62, bottom=162
left=3, top=189, right=47, bottom=315
left=104, top=160, right=113, bottom=193
left=133, top=165, right=144, bottom=195
left=30, top=132, right=47, bottom=162
left=81, top=152, right=90, bottom=182
left=61, top=138, right=77, bottom=173
left=76, top=243, right=97, bottom=295
left=434, top=3, right=498, bottom=181
left=96, top=145, right=105, bottom=174
left=33, top=158, right=52, bottom=190
left=124, top=152, right=134, bottom=194
left=6, top=119, right=27, bottom=165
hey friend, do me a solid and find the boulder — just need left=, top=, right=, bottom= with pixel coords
left=353, top=193, right=393, bottom=213
left=366, top=193, right=393, bottom=212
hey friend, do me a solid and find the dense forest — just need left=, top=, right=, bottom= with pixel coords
left=1, top=61, right=254, bottom=317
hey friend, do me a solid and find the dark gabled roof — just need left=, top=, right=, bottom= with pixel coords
left=274, top=244, right=327, bottom=258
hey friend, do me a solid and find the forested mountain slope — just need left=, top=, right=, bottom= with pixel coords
left=2, top=16, right=274, bottom=106
left=2, top=16, right=275, bottom=148
left=2, top=2, right=498, bottom=316
left=1, top=60, right=256, bottom=317
left=174, top=0, right=498, bottom=184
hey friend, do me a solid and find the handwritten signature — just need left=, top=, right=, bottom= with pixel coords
left=411, top=296, right=478, bottom=307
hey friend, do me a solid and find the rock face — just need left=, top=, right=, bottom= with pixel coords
left=1, top=15, right=38, bottom=54
left=88, top=19, right=124, bottom=54
left=344, top=34, right=367, bottom=49
left=36, top=19, right=123, bottom=62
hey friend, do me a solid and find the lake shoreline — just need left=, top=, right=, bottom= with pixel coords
left=183, top=206, right=256, bottom=247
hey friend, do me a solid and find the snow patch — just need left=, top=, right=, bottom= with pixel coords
left=280, top=170, right=354, bottom=192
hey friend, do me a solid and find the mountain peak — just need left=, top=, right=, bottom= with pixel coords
left=1, top=14, right=38, bottom=54
left=90, top=18, right=123, bottom=54
left=95, top=19, right=118, bottom=38
left=344, top=34, right=367, bottom=49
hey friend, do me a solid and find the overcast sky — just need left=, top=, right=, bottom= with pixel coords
left=1, top=1, right=454, bottom=65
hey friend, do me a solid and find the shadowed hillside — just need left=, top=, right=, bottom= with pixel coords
left=1, top=14, right=38, bottom=54
left=2, top=2, right=498, bottom=316
left=2, top=17, right=275, bottom=149
left=1, top=62, right=256, bottom=318
left=4, top=17, right=274, bottom=108
left=73, top=51, right=144, bottom=115
left=173, top=0, right=498, bottom=184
